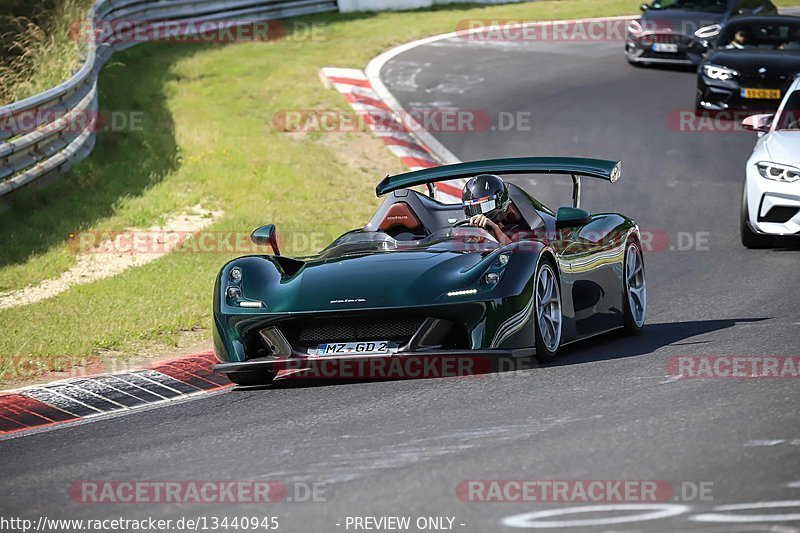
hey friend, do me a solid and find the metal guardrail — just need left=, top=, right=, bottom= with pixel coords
left=0, top=0, right=337, bottom=197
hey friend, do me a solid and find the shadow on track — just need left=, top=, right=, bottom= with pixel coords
left=230, top=318, right=767, bottom=391
left=549, top=317, right=768, bottom=367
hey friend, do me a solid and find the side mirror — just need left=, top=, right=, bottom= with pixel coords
left=640, top=3, right=649, bottom=11
left=742, top=113, right=773, bottom=133
left=251, top=224, right=280, bottom=256
left=556, top=207, right=592, bottom=229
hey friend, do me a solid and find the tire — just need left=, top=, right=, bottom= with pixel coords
left=533, top=258, right=563, bottom=362
left=622, top=241, right=647, bottom=335
left=228, top=371, right=275, bottom=386
left=740, top=184, right=772, bottom=249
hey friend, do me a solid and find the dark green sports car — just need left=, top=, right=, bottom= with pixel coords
left=213, top=157, right=646, bottom=385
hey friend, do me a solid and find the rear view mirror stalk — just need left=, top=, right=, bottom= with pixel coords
left=572, top=174, right=581, bottom=209
left=251, top=225, right=281, bottom=256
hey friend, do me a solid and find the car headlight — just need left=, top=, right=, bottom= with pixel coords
left=227, top=286, right=242, bottom=299
left=483, top=272, right=500, bottom=285
left=757, top=162, right=800, bottom=182
left=703, top=64, right=738, bottom=81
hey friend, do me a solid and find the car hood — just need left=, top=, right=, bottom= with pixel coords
left=706, top=49, right=800, bottom=75
left=764, top=131, right=800, bottom=166
left=641, top=10, right=725, bottom=35
left=243, top=249, right=496, bottom=314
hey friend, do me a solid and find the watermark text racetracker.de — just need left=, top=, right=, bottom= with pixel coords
left=667, top=110, right=800, bottom=133
left=267, top=355, right=515, bottom=380
left=67, top=230, right=329, bottom=256
left=457, top=480, right=714, bottom=503
left=453, top=18, right=711, bottom=43
left=668, top=356, right=800, bottom=379
left=0, top=109, right=144, bottom=136
left=71, top=18, right=327, bottom=45
left=69, top=480, right=326, bottom=504
left=272, top=109, right=533, bottom=134
left=65, top=229, right=711, bottom=257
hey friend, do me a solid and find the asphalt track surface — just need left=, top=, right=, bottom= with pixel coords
left=2, top=16, right=800, bottom=533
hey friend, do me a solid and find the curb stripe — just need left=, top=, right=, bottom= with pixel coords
left=72, top=379, right=148, bottom=408
left=115, top=373, right=180, bottom=399
left=0, top=416, right=27, bottom=432
left=326, top=76, right=372, bottom=88
left=95, top=376, right=165, bottom=403
left=344, top=93, right=391, bottom=110
left=137, top=369, right=204, bottom=396
left=400, top=156, right=438, bottom=168
left=1, top=353, right=231, bottom=437
left=0, top=394, right=77, bottom=422
left=46, top=383, right=124, bottom=413
left=0, top=402, right=54, bottom=427
left=320, top=67, right=367, bottom=79
left=321, top=66, right=467, bottom=204
left=381, top=137, right=431, bottom=150
left=387, top=144, right=437, bottom=161
left=155, top=355, right=230, bottom=387
left=22, top=388, right=103, bottom=418
left=152, top=364, right=221, bottom=391
left=435, top=181, right=463, bottom=201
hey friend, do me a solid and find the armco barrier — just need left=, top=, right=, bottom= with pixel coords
left=0, top=0, right=337, bottom=197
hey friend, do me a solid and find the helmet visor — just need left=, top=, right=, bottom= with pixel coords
left=463, top=196, right=497, bottom=217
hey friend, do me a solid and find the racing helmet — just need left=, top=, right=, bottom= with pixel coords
left=462, top=174, right=510, bottom=223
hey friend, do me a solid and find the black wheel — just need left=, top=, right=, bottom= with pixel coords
left=533, top=258, right=562, bottom=362
left=622, top=241, right=647, bottom=335
left=228, top=371, right=275, bottom=386
left=740, top=184, right=772, bottom=249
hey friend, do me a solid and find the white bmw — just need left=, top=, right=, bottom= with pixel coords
left=741, top=76, right=800, bottom=248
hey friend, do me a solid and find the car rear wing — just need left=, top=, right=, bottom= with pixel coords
left=376, top=157, right=621, bottom=208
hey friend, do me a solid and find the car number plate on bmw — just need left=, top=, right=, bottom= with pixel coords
left=313, top=341, right=395, bottom=356
left=652, top=43, right=678, bottom=53
left=741, top=88, right=781, bottom=100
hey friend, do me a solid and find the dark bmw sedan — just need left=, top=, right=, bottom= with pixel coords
left=696, top=16, right=800, bottom=111
left=626, top=0, right=777, bottom=67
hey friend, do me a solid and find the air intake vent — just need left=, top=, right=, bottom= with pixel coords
left=296, top=319, right=423, bottom=345
left=760, top=206, right=799, bottom=223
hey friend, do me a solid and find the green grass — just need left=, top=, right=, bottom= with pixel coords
left=0, top=0, right=95, bottom=104
left=1, top=0, right=796, bottom=384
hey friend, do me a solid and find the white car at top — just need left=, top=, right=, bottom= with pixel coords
left=741, top=76, right=800, bottom=248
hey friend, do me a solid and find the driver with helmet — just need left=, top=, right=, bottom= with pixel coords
left=461, top=174, right=517, bottom=244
